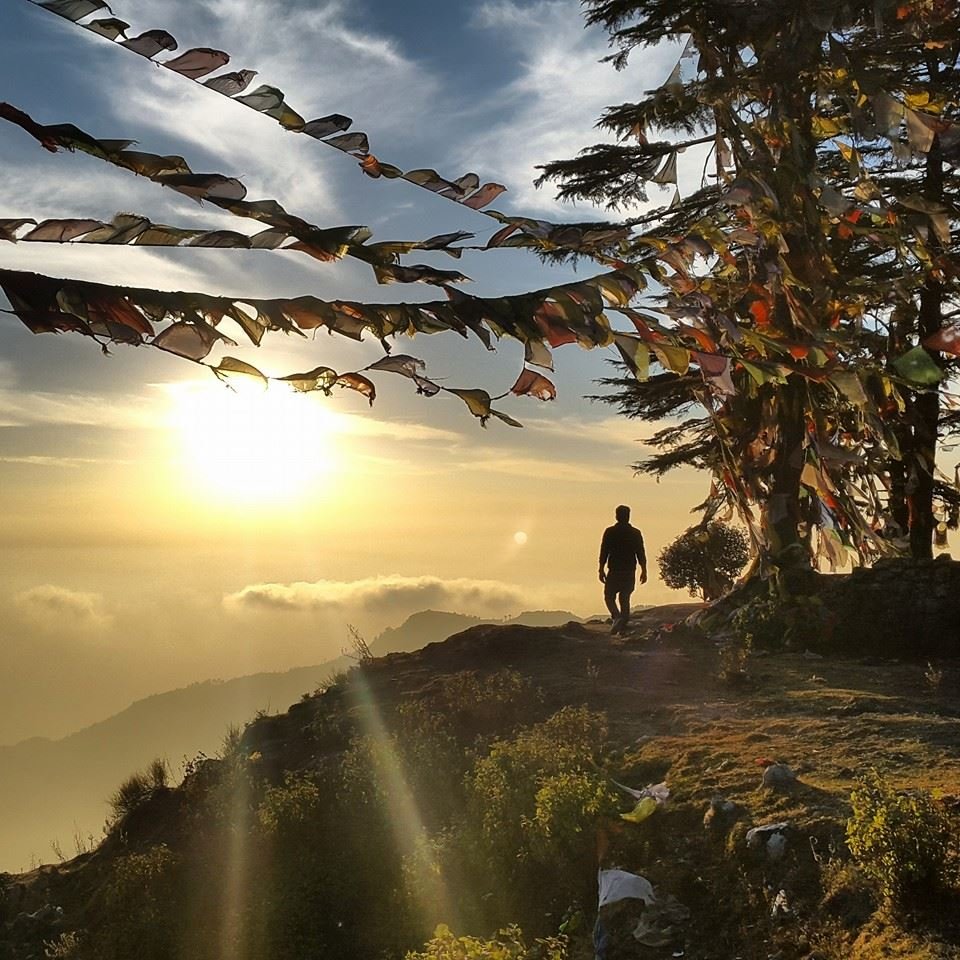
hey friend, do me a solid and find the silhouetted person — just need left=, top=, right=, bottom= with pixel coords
left=598, top=505, right=647, bottom=635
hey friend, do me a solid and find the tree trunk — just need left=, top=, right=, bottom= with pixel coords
left=765, top=381, right=806, bottom=556
left=908, top=118, right=945, bottom=560
left=910, top=282, right=942, bottom=559
left=888, top=454, right=910, bottom=536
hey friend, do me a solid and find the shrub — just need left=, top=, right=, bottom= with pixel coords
left=729, top=595, right=783, bottom=648
left=658, top=522, right=751, bottom=600
left=471, top=706, right=611, bottom=853
left=93, top=845, right=179, bottom=960
left=405, top=924, right=567, bottom=960
left=524, top=771, right=620, bottom=863
left=467, top=707, right=616, bottom=914
left=399, top=669, right=541, bottom=742
left=717, top=633, right=752, bottom=683
left=106, top=758, right=169, bottom=826
left=257, top=771, right=322, bottom=834
left=846, top=772, right=959, bottom=908
left=44, top=932, right=82, bottom=959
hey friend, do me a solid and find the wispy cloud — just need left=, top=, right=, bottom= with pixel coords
left=0, top=383, right=162, bottom=431
left=0, top=455, right=114, bottom=467
left=14, top=584, right=111, bottom=629
left=460, top=453, right=627, bottom=483
left=95, top=0, right=444, bottom=221
left=521, top=414, right=656, bottom=450
left=461, top=0, right=681, bottom=215
left=326, top=412, right=462, bottom=445
left=224, top=574, right=529, bottom=618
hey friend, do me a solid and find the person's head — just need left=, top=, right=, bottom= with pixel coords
left=615, top=504, right=630, bottom=523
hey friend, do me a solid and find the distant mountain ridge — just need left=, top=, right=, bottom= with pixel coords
left=0, top=608, right=581, bottom=871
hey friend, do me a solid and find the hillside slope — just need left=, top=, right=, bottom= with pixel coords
left=3, top=605, right=958, bottom=960
left=0, top=609, right=580, bottom=872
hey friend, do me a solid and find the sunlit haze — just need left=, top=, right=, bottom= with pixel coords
left=0, top=0, right=700, bottom=760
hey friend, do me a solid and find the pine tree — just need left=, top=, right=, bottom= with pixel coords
left=539, top=0, right=960, bottom=566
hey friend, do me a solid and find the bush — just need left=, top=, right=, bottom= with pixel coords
left=106, top=758, right=169, bottom=827
left=93, top=845, right=180, bottom=959
left=407, top=669, right=541, bottom=739
left=525, top=771, right=620, bottom=863
left=729, top=595, right=783, bottom=648
left=471, top=706, right=612, bottom=854
left=405, top=924, right=567, bottom=960
left=658, top=522, right=750, bottom=600
left=467, top=707, right=617, bottom=916
left=846, top=772, right=959, bottom=908
left=257, top=771, right=322, bottom=834
left=44, top=932, right=82, bottom=959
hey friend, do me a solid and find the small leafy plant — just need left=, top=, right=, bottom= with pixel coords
left=405, top=924, right=567, bottom=960
left=846, top=772, right=959, bottom=909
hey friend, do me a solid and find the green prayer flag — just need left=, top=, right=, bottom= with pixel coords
left=893, top=346, right=942, bottom=385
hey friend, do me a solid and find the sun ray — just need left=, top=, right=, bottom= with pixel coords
left=346, top=668, right=460, bottom=933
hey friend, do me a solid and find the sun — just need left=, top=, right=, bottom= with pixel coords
left=166, top=380, right=340, bottom=505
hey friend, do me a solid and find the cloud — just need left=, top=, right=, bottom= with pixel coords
left=14, top=584, right=111, bottom=628
left=462, top=0, right=682, bottom=215
left=96, top=0, right=444, bottom=221
left=521, top=414, right=657, bottom=450
left=460, top=452, right=627, bottom=483
left=224, top=574, right=528, bottom=618
left=0, top=383, right=162, bottom=431
left=0, top=455, right=108, bottom=467
left=326, top=412, right=462, bottom=445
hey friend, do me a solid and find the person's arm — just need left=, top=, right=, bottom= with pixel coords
left=598, top=529, right=609, bottom=582
left=636, top=530, right=648, bottom=584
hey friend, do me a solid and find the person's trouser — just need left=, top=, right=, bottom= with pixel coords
left=604, top=570, right=636, bottom=625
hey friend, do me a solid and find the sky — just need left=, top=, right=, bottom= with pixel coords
left=0, top=0, right=708, bottom=745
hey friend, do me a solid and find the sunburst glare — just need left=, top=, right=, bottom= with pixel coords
left=165, top=381, right=341, bottom=506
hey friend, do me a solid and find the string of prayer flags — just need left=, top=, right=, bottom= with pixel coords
left=445, top=389, right=523, bottom=428
left=26, top=0, right=509, bottom=217
left=0, top=213, right=363, bottom=252
left=0, top=268, right=541, bottom=425
left=510, top=368, right=557, bottom=401
left=23, top=0, right=652, bottom=269
left=0, top=102, right=473, bottom=286
left=613, top=334, right=651, bottom=380
left=922, top=324, right=960, bottom=356
left=0, top=266, right=650, bottom=424
left=366, top=355, right=441, bottom=396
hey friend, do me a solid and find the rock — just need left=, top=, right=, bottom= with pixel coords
left=766, top=832, right=788, bottom=860
left=762, top=763, right=797, bottom=789
left=746, top=822, right=790, bottom=850
left=703, top=797, right=739, bottom=831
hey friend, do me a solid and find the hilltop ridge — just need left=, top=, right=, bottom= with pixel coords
left=3, top=603, right=958, bottom=959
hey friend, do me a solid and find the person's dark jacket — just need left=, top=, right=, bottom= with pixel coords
left=599, top=522, right=646, bottom=572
